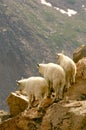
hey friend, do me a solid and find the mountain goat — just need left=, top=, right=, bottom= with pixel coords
left=37, top=63, right=65, bottom=101
left=56, top=53, right=76, bottom=89
left=16, top=77, right=49, bottom=110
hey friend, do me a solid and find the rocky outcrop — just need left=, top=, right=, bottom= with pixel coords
left=41, top=100, right=86, bottom=130
left=0, top=98, right=53, bottom=130
left=6, top=92, right=53, bottom=117
left=7, top=92, right=28, bottom=116
left=0, top=110, right=10, bottom=124
left=0, top=100, right=86, bottom=130
left=73, top=44, right=86, bottom=63
left=76, top=57, right=86, bottom=80
left=0, top=47, right=86, bottom=130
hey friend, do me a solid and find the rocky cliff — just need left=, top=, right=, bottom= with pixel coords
left=0, top=45, right=86, bottom=130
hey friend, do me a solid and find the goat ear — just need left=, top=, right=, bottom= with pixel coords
left=42, top=59, right=45, bottom=63
left=16, top=80, right=20, bottom=86
left=61, top=50, right=64, bottom=54
left=37, top=63, right=39, bottom=68
left=56, top=53, right=59, bottom=57
left=56, top=53, right=58, bottom=55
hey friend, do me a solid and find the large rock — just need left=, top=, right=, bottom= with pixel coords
left=7, top=92, right=28, bottom=116
left=41, top=101, right=86, bottom=130
left=73, top=44, right=86, bottom=63
left=76, top=57, right=86, bottom=80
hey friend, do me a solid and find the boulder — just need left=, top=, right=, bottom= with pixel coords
left=73, top=44, right=86, bottom=63
left=41, top=101, right=86, bottom=130
left=76, top=57, right=86, bottom=80
left=6, top=92, right=28, bottom=116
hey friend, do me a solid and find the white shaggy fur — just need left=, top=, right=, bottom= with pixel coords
left=56, top=53, right=76, bottom=89
left=16, top=77, right=49, bottom=110
left=37, top=63, right=65, bottom=100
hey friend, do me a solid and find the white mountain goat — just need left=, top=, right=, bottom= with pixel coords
left=37, top=63, right=65, bottom=101
left=56, top=53, right=77, bottom=89
left=16, top=77, right=49, bottom=110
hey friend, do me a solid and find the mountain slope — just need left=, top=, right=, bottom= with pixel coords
left=0, top=0, right=85, bottom=110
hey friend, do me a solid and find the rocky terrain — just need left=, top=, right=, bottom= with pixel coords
left=0, top=44, right=86, bottom=130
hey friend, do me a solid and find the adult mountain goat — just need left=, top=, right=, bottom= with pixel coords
left=37, top=63, right=65, bottom=101
left=16, top=77, right=49, bottom=110
left=56, top=53, right=76, bottom=89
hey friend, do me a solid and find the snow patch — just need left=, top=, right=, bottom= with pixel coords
left=41, top=0, right=52, bottom=7
left=82, top=4, right=86, bottom=11
left=41, top=0, right=77, bottom=17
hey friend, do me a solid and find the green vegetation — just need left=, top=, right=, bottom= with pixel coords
left=66, top=0, right=75, bottom=4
